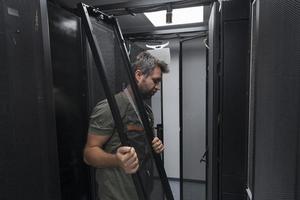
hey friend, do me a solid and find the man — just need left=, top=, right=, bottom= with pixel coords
left=84, top=51, right=169, bottom=200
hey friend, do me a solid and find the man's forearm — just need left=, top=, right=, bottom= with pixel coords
left=84, top=147, right=120, bottom=168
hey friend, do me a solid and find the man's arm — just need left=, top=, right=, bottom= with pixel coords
left=84, top=133, right=139, bottom=174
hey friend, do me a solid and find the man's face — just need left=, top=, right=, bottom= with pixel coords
left=136, top=66, right=162, bottom=99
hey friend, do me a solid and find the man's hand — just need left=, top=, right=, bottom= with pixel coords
left=152, top=137, right=164, bottom=154
left=116, top=146, right=139, bottom=174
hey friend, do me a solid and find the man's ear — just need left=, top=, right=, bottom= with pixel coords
left=135, top=69, right=143, bottom=82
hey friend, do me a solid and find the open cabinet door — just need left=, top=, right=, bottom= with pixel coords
left=207, top=2, right=220, bottom=200
left=78, top=3, right=174, bottom=200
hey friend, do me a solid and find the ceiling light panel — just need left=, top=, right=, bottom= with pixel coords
left=144, top=6, right=203, bottom=27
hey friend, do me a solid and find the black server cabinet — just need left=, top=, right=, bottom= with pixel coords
left=207, top=1, right=251, bottom=200
left=0, top=0, right=61, bottom=199
left=248, top=0, right=300, bottom=199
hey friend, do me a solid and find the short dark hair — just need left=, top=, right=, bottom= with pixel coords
left=132, top=51, right=169, bottom=77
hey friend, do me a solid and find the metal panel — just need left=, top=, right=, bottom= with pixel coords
left=222, top=0, right=250, bottom=21
left=207, top=2, right=220, bottom=200
left=221, top=20, right=249, bottom=199
left=247, top=0, right=259, bottom=197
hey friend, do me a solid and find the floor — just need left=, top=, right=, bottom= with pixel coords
left=142, top=178, right=206, bottom=200
left=169, top=179, right=206, bottom=200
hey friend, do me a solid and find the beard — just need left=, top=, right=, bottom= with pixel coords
left=140, top=91, right=152, bottom=99
left=139, top=88, right=154, bottom=99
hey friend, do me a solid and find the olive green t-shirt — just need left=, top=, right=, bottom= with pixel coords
left=88, top=92, right=141, bottom=200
